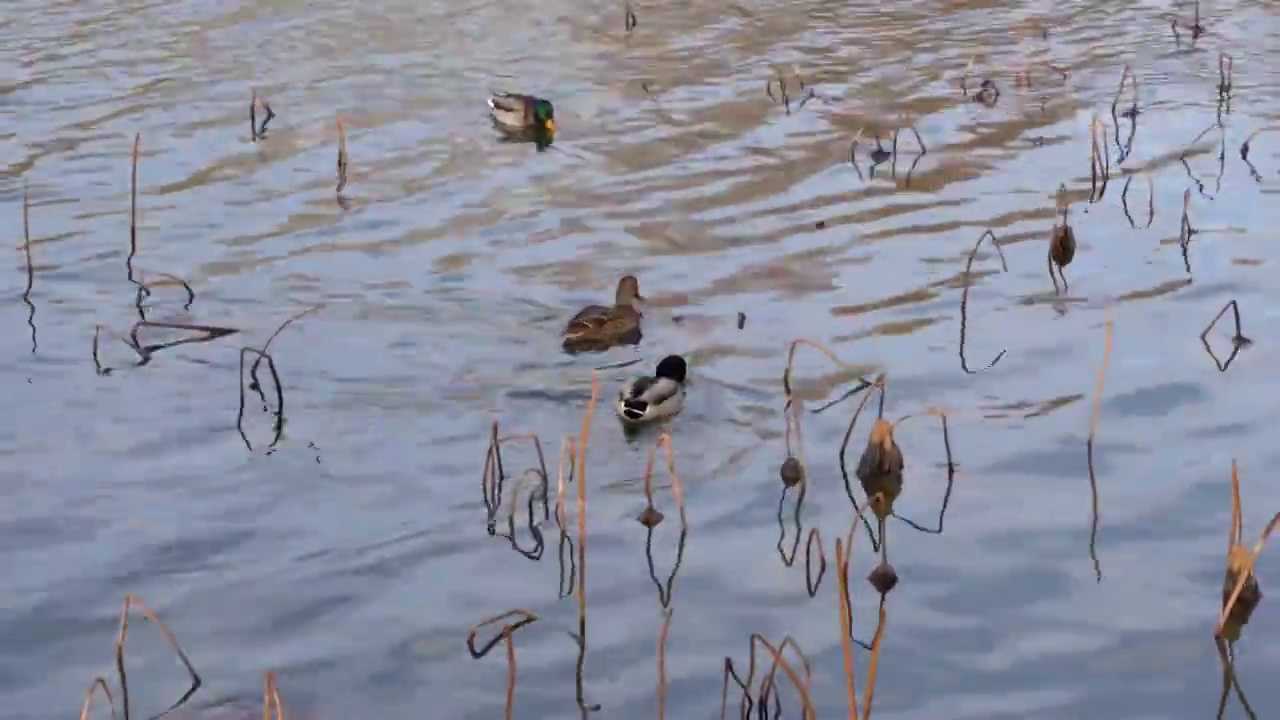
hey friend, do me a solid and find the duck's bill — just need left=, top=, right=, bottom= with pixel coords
left=544, top=119, right=556, bottom=133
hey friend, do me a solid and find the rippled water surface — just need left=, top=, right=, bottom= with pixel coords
left=5, top=0, right=1280, bottom=718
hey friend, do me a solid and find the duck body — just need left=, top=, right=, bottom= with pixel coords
left=562, top=275, right=644, bottom=354
left=488, top=92, right=556, bottom=135
left=615, top=355, right=688, bottom=425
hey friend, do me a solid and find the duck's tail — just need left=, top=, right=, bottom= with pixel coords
left=621, top=398, right=649, bottom=421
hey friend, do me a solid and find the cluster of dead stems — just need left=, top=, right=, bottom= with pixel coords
left=848, top=124, right=928, bottom=186
left=481, top=420, right=551, bottom=558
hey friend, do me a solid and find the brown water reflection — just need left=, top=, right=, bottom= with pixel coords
left=5, top=0, right=1280, bottom=718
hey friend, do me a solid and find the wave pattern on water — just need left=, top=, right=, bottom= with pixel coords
left=3, top=0, right=1280, bottom=718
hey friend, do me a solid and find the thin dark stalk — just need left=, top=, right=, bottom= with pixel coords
left=959, top=229, right=1010, bottom=373
left=250, top=305, right=324, bottom=391
left=837, top=375, right=888, bottom=552
left=1180, top=189, right=1197, bottom=274
left=238, top=347, right=285, bottom=451
left=336, top=115, right=349, bottom=194
left=115, top=594, right=202, bottom=720
left=1085, top=310, right=1113, bottom=583
left=78, top=677, right=118, bottom=720
left=1199, top=300, right=1252, bottom=372
left=575, top=374, right=600, bottom=717
left=1215, top=637, right=1257, bottom=720
left=888, top=412, right=957, bottom=534
left=1120, top=175, right=1155, bottom=230
left=776, top=479, right=807, bottom=566
left=127, top=134, right=141, bottom=290
left=126, top=321, right=239, bottom=366
left=262, top=671, right=285, bottom=720
left=92, top=325, right=112, bottom=376
left=656, top=608, right=672, bottom=720
left=641, top=433, right=689, bottom=608
left=804, top=528, right=827, bottom=597
left=21, top=184, right=36, bottom=353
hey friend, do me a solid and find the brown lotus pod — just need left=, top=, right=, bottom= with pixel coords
left=868, top=561, right=899, bottom=595
left=780, top=456, right=805, bottom=488
left=1050, top=222, right=1076, bottom=268
left=856, top=420, right=904, bottom=517
left=637, top=506, right=664, bottom=528
left=1223, top=545, right=1264, bottom=633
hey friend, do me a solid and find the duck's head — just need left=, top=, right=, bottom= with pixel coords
left=533, top=99, right=555, bottom=134
left=616, top=275, right=644, bottom=309
left=655, top=355, right=688, bottom=383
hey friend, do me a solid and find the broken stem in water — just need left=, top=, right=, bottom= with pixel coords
left=782, top=338, right=872, bottom=415
left=1111, top=64, right=1139, bottom=118
left=837, top=374, right=889, bottom=551
left=238, top=346, right=285, bottom=451
left=1216, top=460, right=1279, bottom=639
left=21, top=183, right=36, bottom=352
left=115, top=593, right=202, bottom=720
left=263, top=671, right=284, bottom=720
left=1085, top=308, right=1114, bottom=583
left=1089, top=115, right=1111, bottom=202
left=1180, top=188, right=1196, bottom=273
left=336, top=115, right=349, bottom=194
left=656, top=608, right=673, bottom=720
left=575, top=373, right=600, bottom=717
left=959, top=228, right=1010, bottom=373
left=128, top=133, right=141, bottom=287
left=78, top=677, right=117, bottom=720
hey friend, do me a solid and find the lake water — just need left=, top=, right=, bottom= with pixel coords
left=3, top=0, right=1280, bottom=718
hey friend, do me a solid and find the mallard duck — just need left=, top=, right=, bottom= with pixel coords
left=616, top=355, right=688, bottom=424
left=974, top=79, right=1000, bottom=107
left=488, top=93, right=556, bottom=135
left=562, top=275, right=643, bottom=353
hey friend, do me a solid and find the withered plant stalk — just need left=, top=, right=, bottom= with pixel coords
left=1180, top=188, right=1196, bottom=273
left=782, top=338, right=872, bottom=416
left=128, top=133, right=140, bottom=285
left=115, top=593, right=202, bottom=720
left=624, top=2, right=637, bottom=32
left=467, top=611, right=537, bottom=720
left=1216, top=461, right=1279, bottom=639
left=1085, top=309, right=1114, bottom=582
left=575, top=373, right=600, bottom=717
left=657, top=608, right=672, bottom=720
left=805, top=528, right=827, bottom=597
left=837, top=374, right=888, bottom=550
left=78, top=677, right=117, bottom=720
left=1111, top=64, right=1139, bottom=118
left=1089, top=115, right=1111, bottom=202
left=1120, top=175, right=1156, bottom=230
left=642, top=432, right=690, bottom=608
left=959, top=229, right=1010, bottom=373
left=21, top=183, right=36, bottom=352
left=336, top=115, right=349, bottom=194
left=263, top=671, right=284, bottom=720
left=722, top=635, right=814, bottom=720
left=835, top=526, right=889, bottom=720
left=1199, top=300, right=1252, bottom=372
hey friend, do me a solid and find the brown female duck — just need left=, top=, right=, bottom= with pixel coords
left=562, top=275, right=643, bottom=353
